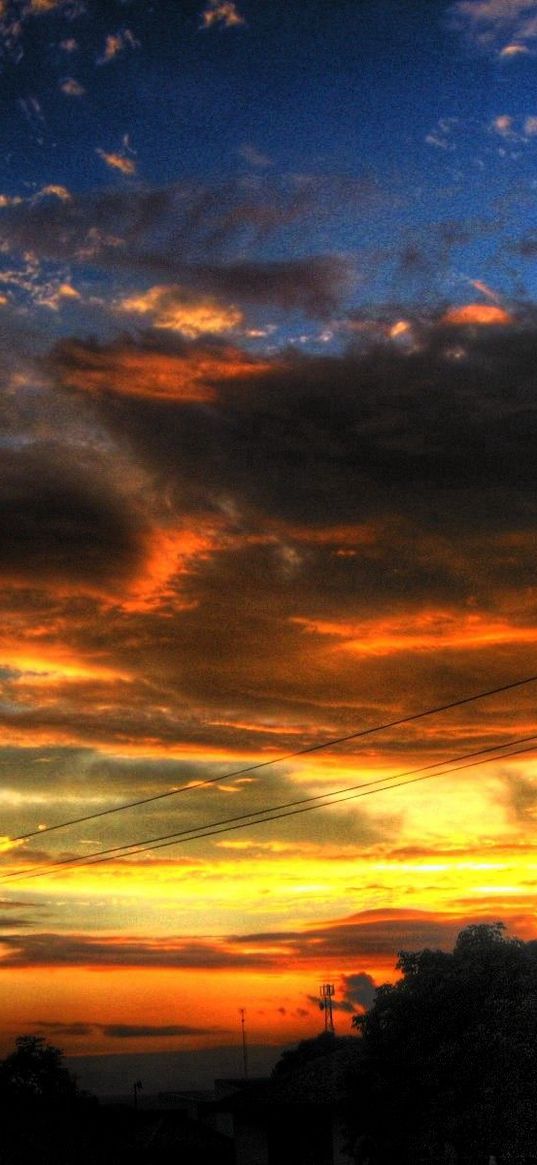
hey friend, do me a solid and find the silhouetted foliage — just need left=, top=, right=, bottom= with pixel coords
left=272, top=1030, right=343, bottom=1077
left=347, top=923, right=537, bottom=1162
left=0, top=1034, right=78, bottom=1101
left=0, top=1036, right=102, bottom=1164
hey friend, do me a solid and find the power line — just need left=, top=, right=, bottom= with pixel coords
left=5, top=732, right=537, bottom=884
left=9, top=672, right=537, bottom=844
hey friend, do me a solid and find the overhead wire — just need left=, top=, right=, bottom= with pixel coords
left=9, top=671, right=537, bottom=844
left=5, top=731, right=537, bottom=884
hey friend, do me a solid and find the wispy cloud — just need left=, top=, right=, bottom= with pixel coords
left=97, top=29, right=139, bottom=66
left=59, top=77, right=85, bottom=97
left=33, top=1020, right=227, bottom=1038
left=201, top=1, right=246, bottom=30
left=96, top=148, right=136, bottom=177
left=238, top=143, right=271, bottom=168
left=449, top=0, right=537, bottom=56
left=491, top=113, right=515, bottom=135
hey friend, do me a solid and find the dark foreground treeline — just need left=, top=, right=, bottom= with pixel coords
left=339, top=922, right=537, bottom=1163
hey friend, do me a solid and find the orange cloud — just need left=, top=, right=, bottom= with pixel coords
left=441, top=303, right=512, bottom=326
left=201, top=1, right=245, bottom=29
left=96, top=149, right=136, bottom=177
left=293, top=609, right=537, bottom=656
left=122, top=525, right=222, bottom=611
left=98, top=29, right=139, bottom=65
left=53, top=340, right=276, bottom=402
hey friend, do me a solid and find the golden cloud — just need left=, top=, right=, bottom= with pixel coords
left=119, top=285, right=244, bottom=337
left=37, top=184, right=72, bottom=202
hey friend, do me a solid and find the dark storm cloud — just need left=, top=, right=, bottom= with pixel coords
left=50, top=316, right=537, bottom=539
left=0, top=446, right=146, bottom=586
left=339, top=971, right=377, bottom=1011
left=0, top=314, right=533, bottom=762
left=306, top=970, right=376, bottom=1013
left=186, top=256, right=354, bottom=316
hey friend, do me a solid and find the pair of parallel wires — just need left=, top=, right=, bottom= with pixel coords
left=3, top=672, right=537, bottom=883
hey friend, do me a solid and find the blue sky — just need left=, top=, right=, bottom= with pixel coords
left=1, top=0, right=537, bottom=335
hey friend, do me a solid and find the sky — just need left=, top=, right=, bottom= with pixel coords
left=2, top=0, right=537, bottom=1088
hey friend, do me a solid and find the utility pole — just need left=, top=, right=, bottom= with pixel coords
left=133, top=1079, right=143, bottom=1111
left=319, top=984, right=335, bottom=1033
left=239, top=1007, right=249, bottom=1079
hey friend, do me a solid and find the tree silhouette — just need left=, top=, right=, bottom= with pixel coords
left=348, top=923, right=537, bottom=1162
left=0, top=1034, right=78, bottom=1101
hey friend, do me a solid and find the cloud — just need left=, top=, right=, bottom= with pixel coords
left=102, top=1024, right=228, bottom=1038
left=59, top=77, right=85, bottom=97
left=500, top=41, right=530, bottom=54
left=340, top=971, right=377, bottom=1012
left=50, top=335, right=272, bottom=401
left=0, top=177, right=359, bottom=317
left=0, top=446, right=147, bottom=588
left=449, top=0, right=537, bottom=56
left=491, top=113, right=514, bottom=136
left=96, top=149, right=137, bottom=177
left=201, top=1, right=245, bottom=30
left=35, top=184, right=72, bottom=203
left=190, top=256, right=354, bottom=317
left=238, top=144, right=272, bottom=168
left=33, top=1020, right=227, bottom=1038
left=0, top=194, right=23, bottom=208
left=118, top=285, right=244, bottom=337
left=0, top=909, right=514, bottom=971
left=0, top=932, right=276, bottom=969
left=0, top=312, right=531, bottom=764
left=440, top=302, right=512, bottom=325
left=97, top=29, right=139, bottom=65
left=34, top=1021, right=94, bottom=1037
left=0, top=0, right=83, bottom=57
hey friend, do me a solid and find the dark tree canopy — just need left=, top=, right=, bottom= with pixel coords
left=272, top=1031, right=343, bottom=1078
left=347, top=923, right=537, bottom=1163
left=0, top=1034, right=78, bottom=1101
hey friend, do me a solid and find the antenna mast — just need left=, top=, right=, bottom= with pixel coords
left=319, top=983, right=335, bottom=1033
left=239, top=1007, right=249, bottom=1079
